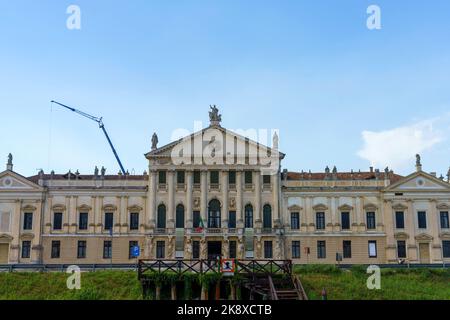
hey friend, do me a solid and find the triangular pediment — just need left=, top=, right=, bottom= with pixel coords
left=385, top=171, right=450, bottom=192
left=0, top=171, right=42, bottom=191
left=145, top=125, right=284, bottom=169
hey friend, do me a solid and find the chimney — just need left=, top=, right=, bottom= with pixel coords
left=6, top=153, right=13, bottom=171
left=369, top=166, right=373, bottom=173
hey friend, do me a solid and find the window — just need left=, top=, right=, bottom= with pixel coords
left=103, top=241, right=112, bottom=259
left=193, top=211, right=201, bottom=229
left=192, top=241, right=200, bottom=259
left=341, top=212, right=350, bottom=230
left=193, top=170, right=201, bottom=184
left=208, top=199, right=221, bottom=228
left=130, top=212, right=139, bottom=230
left=368, top=240, right=377, bottom=258
left=245, top=204, right=253, bottom=228
left=157, top=205, right=166, bottom=229
left=418, top=211, right=427, bottom=229
left=316, top=212, right=325, bottom=230
left=292, top=241, right=300, bottom=259
left=397, top=241, right=406, bottom=258
left=156, top=241, right=165, bottom=259
left=263, top=205, right=272, bottom=229
left=176, top=204, right=185, bottom=229
left=244, top=171, right=253, bottom=184
left=343, top=241, right=352, bottom=259
left=440, top=212, right=449, bottom=229
left=210, top=171, right=219, bottom=184
left=264, top=241, right=273, bottom=259
left=229, top=241, right=237, bottom=259
left=228, top=211, right=236, bottom=228
left=105, top=212, right=114, bottom=231
left=291, top=212, right=300, bottom=230
left=51, top=241, right=61, bottom=259
left=443, top=241, right=450, bottom=258
left=79, top=212, right=88, bottom=230
left=263, top=175, right=271, bottom=185
left=21, top=241, right=31, bottom=259
left=228, top=171, right=236, bottom=185
left=317, top=241, right=326, bottom=259
left=53, top=212, right=63, bottom=230
left=23, top=212, right=33, bottom=230
left=395, top=211, right=405, bottom=229
left=158, top=171, right=166, bottom=184
left=177, top=170, right=185, bottom=184
left=129, top=241, right=138, bottom=259
left=175, top=204, right=184, bottom=229
left=77, top=241, right=87, bottom=259
left=366, top=212, right=376, bottom=230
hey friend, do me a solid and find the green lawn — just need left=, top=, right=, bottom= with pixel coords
left=0, top=266, right=448, bottom=300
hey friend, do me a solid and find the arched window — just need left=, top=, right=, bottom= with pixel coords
left=157, top=204, right=166, bottom=229
left=176, top=204, right=185, bottom=229
left=208, top=199, right=221, bottom=228
left=245, top=204, right=254, bottom=228
left=263, top=204, right=272, bottom=229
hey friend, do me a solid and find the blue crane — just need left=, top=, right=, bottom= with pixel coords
left=50, top=100, right=127, bottom=175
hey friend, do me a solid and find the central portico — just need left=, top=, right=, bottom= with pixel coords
left=144, top=107, right=285, bottom=260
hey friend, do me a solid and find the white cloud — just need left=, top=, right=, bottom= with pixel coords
left=357, top=117, right=446, bottom=171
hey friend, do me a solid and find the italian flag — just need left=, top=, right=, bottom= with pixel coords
left=195, top=216, right=205, bottom=233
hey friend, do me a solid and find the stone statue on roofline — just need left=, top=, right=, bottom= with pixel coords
left=209, top=105, right=222, bottom=126
left=151, top=132, right=158, bottom=150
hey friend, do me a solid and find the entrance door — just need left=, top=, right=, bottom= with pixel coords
left=419, top=243, right=430, bottom=264
left=207, top=241, right=222, bottom=261
left=0, top=244, right=9, bottom=264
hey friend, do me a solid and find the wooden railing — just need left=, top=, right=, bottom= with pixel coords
left=268, top=275, right=279, bottom=300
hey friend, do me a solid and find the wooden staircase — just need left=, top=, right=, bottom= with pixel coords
left=244, top=274, right=308, bottom=300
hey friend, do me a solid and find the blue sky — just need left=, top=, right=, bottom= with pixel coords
left=1, top=0, right=449, bottom=177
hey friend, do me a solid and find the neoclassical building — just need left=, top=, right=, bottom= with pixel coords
left=0, top=108, right=449, bottom=265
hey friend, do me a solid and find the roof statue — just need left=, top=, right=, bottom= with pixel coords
left=151, top=132, right=158, bottom=150
left=209, top=105, right=222, bottom=126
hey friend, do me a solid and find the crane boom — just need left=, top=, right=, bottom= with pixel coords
left=50, top=100, right=127, bottom=175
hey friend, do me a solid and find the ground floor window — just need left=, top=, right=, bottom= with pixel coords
left=292, top=241, right=300, bottom=259
left=192, top=241, right=200, bottom=259
left=103, top=241, right=112, bottom=259
left=264, top=241, right=273, bottom=259
left=343, top=240, right=352, bottom=259
left=397, top=240, right=407, bottom=258
left=443, top=241, right=450, bottom=258
left=51, top=241, right=60, bottom=259
left=156, top=241, right=165, bottom=259
left=21, top=241, right=31, bottom=259
left=317, top=241, right=326, bottom=259
left=229, top=241, right=237, bottom=259
left=368, top=240, right=377, bottom=258
left=129, top=241, right=138, bottom=259
left=77, top=241, right=87, bottom=259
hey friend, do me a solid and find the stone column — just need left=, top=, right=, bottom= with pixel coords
left=222, top=170, right=229, bottom=228
left=201, top=170, right=208, bottom=224
left=429, top=200, right=440, bottom=262
left=407, top=200, right=417, bottom=260
left=272, top=172, right=280, bottom=226
left=120, top=196, right=128, bottom=233
left=45, top=197, right=52, bottom=234
left=10, top=200, right=21, bottom=263
left=186, top=170, right=193, bottom=229
left=148, top=170, right=157, bottom=227
left=236, top=170, right=243, bottom=228
left=89, top=196, right=96, bottom=233
left=168, top=170, right=175, bottom=229
left=255, top=171, right=261, bottom=228
left=64, top=196, right=70, bottom=233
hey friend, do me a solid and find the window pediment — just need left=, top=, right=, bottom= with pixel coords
left=128, top=205, right=143, bottom=212
left=436, top=203, right=450, bottom=210
left=22, top=204, right=37, bottom=212
left=288, top=205, right=303, bottom=211
left=338, top=204, right=353, bottom=211
left=20, top=233, right=35, bottom=240
left=0, top=234, right=13, bottom=242
left=415, top=233, right=433, bottom=241
left=439, top=232, right=450, bottom=240
left=312, top=204, right=328, bottom=211
left=102, top=204, right=117, bottom=211
left=364, top=203, right=378, bottom=211
left=394, top=232, right=409, bottom=240
left=392, top=203, right=408, bottom=210
left=77, top=204, right=92, bottom=211
left=52, top=204, right=66, bottom=211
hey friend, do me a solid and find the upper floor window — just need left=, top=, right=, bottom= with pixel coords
left=208, top=199, right=221, bottom=228
left=23, top=212, right=33, bottom=230
left=395, top=211, right=405, bottom=229
left=157, top=204, right=166, bottom=229
left=366, top=212, right=376, bottom=230
left=341, top=212, right=350, bottom=230
left=263, top=205, right=272, bottom=229
left=130, top=212, right=139, bottom=230
left=368, top=240, right=377, bottom=258
left=316, top=212, right=325, bottom=230
left=290, top=212, right=300, bottom=230
left=263, top=175, right=271, bottom=185
left=210, top=171, right=219, bottom=185
left=79, top=212, right=88, bottom=230
left=176, top=204, right=185, bottom=229
left=440, top=212, right=449, bottom=229
left=104, top=212, right=114, bottom=231
left=397, top=240, right=406, bottom=259
left=53, top=212, right=63, bottom=230
left=193, top=211, right=201, bottom=229
left=228, top=171, right=236, bottom=185
left=244, top=171, right=253, bottom=184
left=193, top=170, right=201, bottom=185
left=245, top=204, right=253, bottom=228
left=228, top=211, right=236, bottom=229
left=21, top=241, right=31, bottom=259
left=418, top=211, right=427, bottom=229
left=177, top=171, right=185, bottom=184
left=158, top=171, right=166, bottom=184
